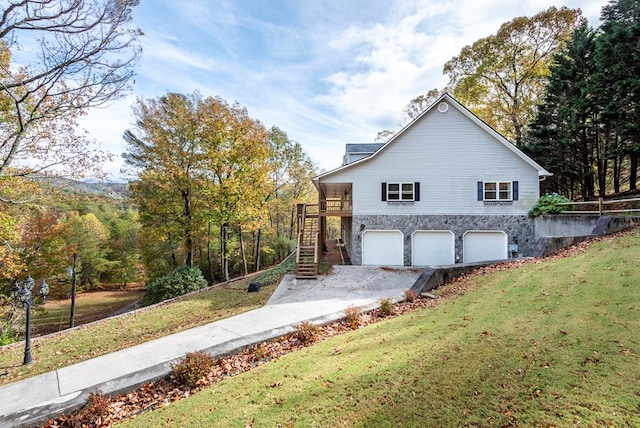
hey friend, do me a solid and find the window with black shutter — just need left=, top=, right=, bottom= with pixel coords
left=382, top=182, right=419, bottom=202
left=479, top=181, right=517, bottom=202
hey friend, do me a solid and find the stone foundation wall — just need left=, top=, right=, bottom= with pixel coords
left=350, top=214, right=535, bottom=266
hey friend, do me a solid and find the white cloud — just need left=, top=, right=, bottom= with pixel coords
left=143, top=38, right=219, bottom=73
left=315, top=2, right=454, bottom=133
left=310, top=0, right=606, bottom=151
left=77, top=0, right=609, bottom=177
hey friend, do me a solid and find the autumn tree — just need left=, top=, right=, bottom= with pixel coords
left=0, top=0, right=141, bottom=203
left=0, top=210, right=21, bottom=280
left=124, top=93, right=206, bottom=269
left=19, top=209, right=72, bottom=282
left=0, top=202, right=70, bottom=286
left=259, top=127, right=315, bottom=268
left=124, top=92, right=273, bottom=282
left=444, top=6, right=583, bottom=145
left=103, top=208, right=140, bottom=286
left=199, top=97, right=271, bottom=281
left=66, top=212, right=111, bottom=288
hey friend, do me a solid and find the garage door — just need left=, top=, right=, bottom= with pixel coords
left=362, top=230, right=403, bottom=266
left=412, top=230, right=455, bottom=266
left=463, top=231, right=507, bottom=263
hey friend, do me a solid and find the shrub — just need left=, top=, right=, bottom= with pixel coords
left=69, top=391, right=113, bottom=425
left=142, top=265, right=208, bottom=306
left=404, top=289, right=418, bottom=302
left=344, top=305, right=361, bottom=330
left=172, top=351, right=216, bottom=388
left=379, top=297, right=394, bottom=316
left=529, top=193, right=571, bottom=217
left=252, top=343, right=269, bottom=361
left=294, top=321, right=320, bottom=345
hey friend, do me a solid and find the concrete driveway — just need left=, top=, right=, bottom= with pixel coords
left=1, top=265, right=423, bottom=428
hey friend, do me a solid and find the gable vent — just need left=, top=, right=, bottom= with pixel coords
left=437, top=102, right=449, bottom=113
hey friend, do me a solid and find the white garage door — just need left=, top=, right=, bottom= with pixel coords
left=463, top=231, right=508, bottom=263
left=362, top=230, right=404, bottom=266
left=412, top=230, right=455, bottom=266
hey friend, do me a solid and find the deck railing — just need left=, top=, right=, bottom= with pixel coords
left=303, top=203, right=319, bottom=216
left=319, top=199, right=352, bottom=215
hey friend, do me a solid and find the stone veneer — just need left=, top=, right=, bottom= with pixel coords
left=350, top=214, right=535, bottom=266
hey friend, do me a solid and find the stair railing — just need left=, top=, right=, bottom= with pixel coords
left=314, top=231, right=319, bottom=265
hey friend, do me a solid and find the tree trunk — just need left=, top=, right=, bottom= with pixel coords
left=220, top=223, right=229, bottom=281
left=288, top=205, right=296, bottom=240
left=596, top=127, right=610, bottom=197
left=253, top=228, right=262, bottom=272
left=580, top=123, right=593, bottom=200
left=630, top=151, right=638, bottom=191
left=184, top=236, right=193, bottom=267
left=207, top=221, right=214, bottom=284
left=239, top=225, right=248, bottom=276
left=181, top=189, right=193, bottom=266
left=613, top=155, right=621, bottom=194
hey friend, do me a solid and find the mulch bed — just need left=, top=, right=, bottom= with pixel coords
left=43, top=229, right=633, bottom=427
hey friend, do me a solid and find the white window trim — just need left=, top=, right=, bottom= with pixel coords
left=387, top=182, right=415, bottom=202
left=483, top=181, right=512, bottom=201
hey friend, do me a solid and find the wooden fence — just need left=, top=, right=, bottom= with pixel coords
left=558, top=196, right=640, bottom=215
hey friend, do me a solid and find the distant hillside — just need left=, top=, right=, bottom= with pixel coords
left=65, top=180, right=129, bottom=199
left=36, top=177, right=130, bottom=200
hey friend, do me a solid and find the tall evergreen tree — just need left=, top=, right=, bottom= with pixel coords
left=527, top=23, right=599, bottom=199
left=595, top=0, right=640, bottom=191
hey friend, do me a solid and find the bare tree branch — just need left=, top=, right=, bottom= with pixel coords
left=0, top=0, right=141, bottom=185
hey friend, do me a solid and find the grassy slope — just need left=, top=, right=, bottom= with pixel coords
left=0, top=277, right=275, bottom=386
left=123, top=229, right=640, bottom=427
left=32, top=286, right=146, bottom=336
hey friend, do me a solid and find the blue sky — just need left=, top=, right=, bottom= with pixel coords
left=79, top=0, right=607, bottom=180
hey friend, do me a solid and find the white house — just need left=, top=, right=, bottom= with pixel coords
left=304, top=94, right=551, bottom=270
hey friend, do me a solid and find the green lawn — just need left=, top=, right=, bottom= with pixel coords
left=121, top=229, right=640, bottom=427
left=0, top=276, right=277, bottom=386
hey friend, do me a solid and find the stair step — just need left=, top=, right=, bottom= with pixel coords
left=296, top=211, right=318, bottom=278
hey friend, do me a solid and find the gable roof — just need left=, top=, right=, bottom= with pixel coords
left=314, top=93, right=552, bottom=182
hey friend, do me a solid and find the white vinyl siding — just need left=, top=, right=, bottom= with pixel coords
left=318, top=104, right=539, bottom=216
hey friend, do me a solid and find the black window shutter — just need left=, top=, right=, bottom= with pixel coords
left=381, top=182, right=387, bottom=201
left=513, top=181, right=519, bottom=200
left=414, top=182, right=420, bottom=201
left=477, top=181, right=483, bottom=201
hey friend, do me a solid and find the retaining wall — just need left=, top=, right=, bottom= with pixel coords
left=532, top=215, right=639, bottom=257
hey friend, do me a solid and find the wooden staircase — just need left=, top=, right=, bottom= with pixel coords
left=296, top=205, right=319, bottom=279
